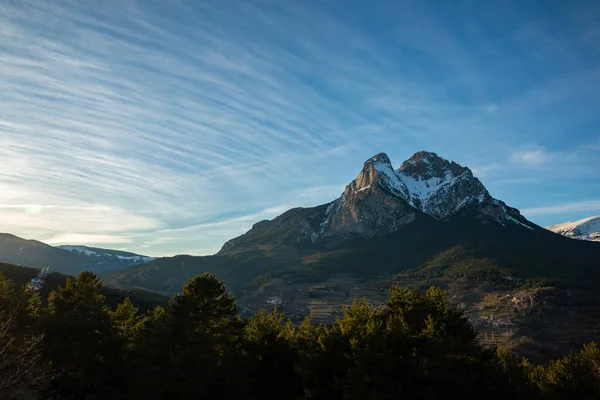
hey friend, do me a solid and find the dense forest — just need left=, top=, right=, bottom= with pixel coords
left=0, top=272, right=598, bottom=400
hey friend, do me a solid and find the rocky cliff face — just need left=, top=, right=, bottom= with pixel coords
left=219, top=151, right=537, bottom=254
left=319, top=151, right=533, bottom=236
left=321, top=153, right=422, bottom=238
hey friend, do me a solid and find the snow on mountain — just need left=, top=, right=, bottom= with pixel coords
left=58, top=245, right=103, bottom=257
left=57, top=245, right=155, bottom=266
left=322, top=151, right=533, bottom=234
left=115, top=254, right=156, bottom=263
left=395, top=151, right=489, bottom=219
left=546, top=216, right=600, bottom=242
left=0, top=234, right=157, bottom=275
left=220, top=151, right=539, bottom=253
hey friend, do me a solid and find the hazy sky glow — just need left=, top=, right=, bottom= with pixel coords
left=2, top=0, right=600, bottom=256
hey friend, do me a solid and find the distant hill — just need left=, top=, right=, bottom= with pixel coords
left=0, top=233, right=154, bottom=275
left=547, top=216, right=600, bottom=242
left=0, top=261, right=167, bottom=311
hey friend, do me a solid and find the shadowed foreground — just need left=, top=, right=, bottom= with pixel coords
left=1, top=271, right=598, bottom=399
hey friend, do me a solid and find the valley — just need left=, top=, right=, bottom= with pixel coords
left=98, top=152, right=600, bottom=361
left=3, top=151, right=600, bottom=363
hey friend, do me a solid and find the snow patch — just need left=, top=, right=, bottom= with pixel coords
left=115, top=255, right=155, bottom=263
left=58, top=245, right=155, bottom=263
left=507, top=215, right=534, bottom=230
left=58, top=245, right=101, bottom=257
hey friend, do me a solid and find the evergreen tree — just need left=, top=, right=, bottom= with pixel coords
left=110, top=297, right=146, bottom=353
left=495, top=346, right=539, bottom=395
left=532, top=342, right=600, bottom=399
left=296, top=314, right=340, bottom=400
left=387, top=286, right=516, bottom=398
left=0, top=265, right=593, bottom=400
left=134, top=273, right=244, bottom=400
left=42, top=272, right=121, bottom=397
left=244, top=308, right=300, bottom=400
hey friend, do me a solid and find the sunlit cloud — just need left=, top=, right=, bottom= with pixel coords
left=44, top=234, right=134, bottom=245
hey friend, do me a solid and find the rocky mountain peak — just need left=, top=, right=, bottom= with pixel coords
left=325, top=150, right=532, bottom=230
left=364, top=152, right=393, bottom=167
left=347, top=152, right=405, bottom=199
left=219, top=150, right=536, bottom=255
left=399, top=151, right=470, bottom=181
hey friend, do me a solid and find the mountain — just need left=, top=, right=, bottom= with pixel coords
left=102, top=150, right=600, bottom=361
left=106, top=151, right=600, bottom=297
left=219, top=151, right=534, bottom=254
left=546, top=216, right=600, bottom=242
left=0, top=233, right=154, bottom=275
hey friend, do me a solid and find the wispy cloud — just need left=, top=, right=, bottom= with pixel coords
left=522, top=200, right=600, bottom=217
left=471, top=163, right=502, bottom=178
left=44, top=234, right=134, bottom=245
left=510, top=147, right=554, bottom=165
left=1, top=0, right=599, bottom=254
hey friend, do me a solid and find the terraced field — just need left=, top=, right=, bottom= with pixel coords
left=234, top=273, right=600, bottom=361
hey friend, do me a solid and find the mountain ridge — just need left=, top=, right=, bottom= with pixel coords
left=0, top=233, right=154, bottom=275
left=547, top=215, right=600, bottom=242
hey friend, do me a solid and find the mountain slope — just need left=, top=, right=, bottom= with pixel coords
left=105, top=214, right=600, bottom=295
left=0, top=233, right=153, bottom=275
left=547, top=216, right=600, bottom=242
left=105, top=151, right=600, bottom=298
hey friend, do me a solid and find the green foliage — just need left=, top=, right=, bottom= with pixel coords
left=134, top=273, right=245, bottom=399
left=0, top=272, right=13, bottom=302
left=109, top=297, right=147, bottom=354
left=386, top=285, right=477, bottom=347
left=245, top=308, right=300, bottom=399
left=531, top=342, right=600, bottom=399
left=42, top=272, right=121, bottom=397
left=1, top=270, right=598, bottom=399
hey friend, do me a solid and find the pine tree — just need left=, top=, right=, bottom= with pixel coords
left=109, top=297, right=146, bottom=353
left=134, top=273, right=244, bottom=400
left=244, top=308, right=300, bottom=400
left=533, top=342, right=600, bottom=399
left=42, top=272, right=121, bottom=397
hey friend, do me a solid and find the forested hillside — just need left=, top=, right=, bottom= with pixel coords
left=0, top=262, right=167, bottom=311
left=1, top=271, right=598, bottom=399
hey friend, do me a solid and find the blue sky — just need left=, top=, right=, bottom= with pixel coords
left=1, top=0, right=600, bottom=256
